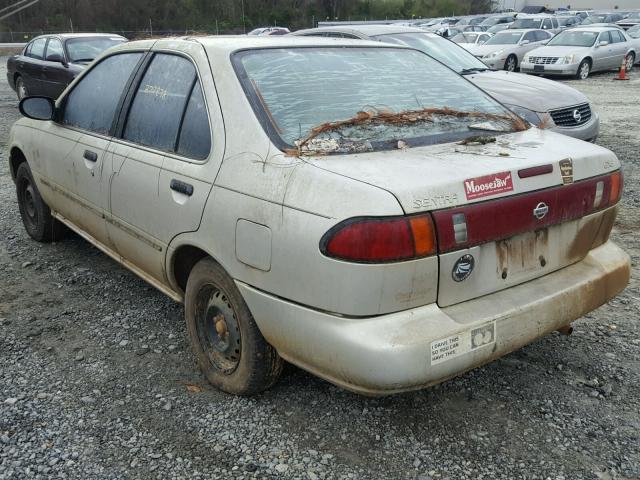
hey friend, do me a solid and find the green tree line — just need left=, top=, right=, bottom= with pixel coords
left=1, top=0, right=496, bottom=34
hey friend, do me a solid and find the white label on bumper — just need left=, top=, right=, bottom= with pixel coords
left=430, top=321, right=496, bottom=366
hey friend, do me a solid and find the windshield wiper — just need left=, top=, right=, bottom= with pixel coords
left=460, top=67, right=490, bottom=75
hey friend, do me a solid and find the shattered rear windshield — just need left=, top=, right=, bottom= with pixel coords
left=234, top=47, right=524, bottom=154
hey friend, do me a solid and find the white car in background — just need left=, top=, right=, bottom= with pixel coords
left=521, top=26, right=636, bottom=79
left=8, top=36, right=629, bottom=396
left=451, top=32, right=493, bottom=49
left=468, top=29, right=553, bottom=71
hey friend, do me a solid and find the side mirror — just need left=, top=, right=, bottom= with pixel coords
left=598, top=40, right=609, bottom=47
left=46, top=53, right=68, bottom=67
left=19, top=96, right=55, bottom=121
left=520, top=39, right=530, bottom=45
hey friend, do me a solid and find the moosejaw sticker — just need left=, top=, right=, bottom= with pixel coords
left=464, top=171, right=513, bottom=200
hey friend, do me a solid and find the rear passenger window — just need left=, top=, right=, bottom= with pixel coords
left=123, top=54, right=195, bottom=152
left=29, top=38, right=46, bottom=59
left=176, top=81, right=211, bottom=160
left=63, top=53, right=143, bottom=135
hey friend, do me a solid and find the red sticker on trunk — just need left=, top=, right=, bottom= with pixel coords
left=464, top=171, right=513, bottom=200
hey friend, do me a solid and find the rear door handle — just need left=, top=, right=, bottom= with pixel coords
left=83, top=150, right=98, bottom=162
left=170, top=179, right=194, bottom=197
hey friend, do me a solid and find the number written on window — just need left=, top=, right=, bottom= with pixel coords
left=124, top=53, right=211, bottom=159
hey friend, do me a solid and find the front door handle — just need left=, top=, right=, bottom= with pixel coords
left=170, top=179, right=194, bottom=197
left=83, top=150, right=98, bottom=162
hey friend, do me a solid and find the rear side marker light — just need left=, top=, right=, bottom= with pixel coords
left=321, top=214, right=437, bottom=263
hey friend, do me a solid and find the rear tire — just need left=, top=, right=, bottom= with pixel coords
left=576, top=59, right=591, bottom=80
left=185, top=257, right=283, bottom=395
left=15, top=76, right=28, bottom=100
left=15, top=163, right=64, bottom=242
left=504, top=54, right=517, bottom=72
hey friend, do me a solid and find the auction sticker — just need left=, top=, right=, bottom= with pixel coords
left=430, top=321, right=496, bottom=366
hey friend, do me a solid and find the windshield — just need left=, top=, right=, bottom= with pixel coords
left=548, top=30, right=598, bottom=46
left=66, top=37, right=125, bottom=62
left=372, top=32, right=488, bottom=73
left=451, top=33, right=478, bottom=43
left=485, top=31, right=523, bottom=45
left=234, top=47, right=523, bottom=154
left=511, top=18, right=542, bottom=29
left=628, top=25, right=640, bottom=37
left=480, top=16, right=508, bottom=26
left=557, top=17, right=577, bottom=26
left=582, top=15, right=606, bottom=24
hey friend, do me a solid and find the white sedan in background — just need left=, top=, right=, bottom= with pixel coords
left=521, top=26, right=637, bottom=79
left=468, top=29, right=553, bottom=71
left=451, top=32, right=493, bottom=49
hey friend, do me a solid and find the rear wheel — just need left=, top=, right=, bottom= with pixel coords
left=625, top=52, right=635, bottom=72
left=15, top=163, right=64, bottom=242
left=576, top=59, right=591, bottom=80
left=504, top=54, right=517, bottom=72
left=15, top=76, right=28, bottom=100
left=185, top=257, right=283, bottom=395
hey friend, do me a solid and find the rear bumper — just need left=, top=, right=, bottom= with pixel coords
left=549, top=111, right=600, bottom=143
left=239, top=241, right=629, bottom=396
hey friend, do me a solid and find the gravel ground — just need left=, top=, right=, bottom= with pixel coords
left=1, top=61, right=639, bottom=480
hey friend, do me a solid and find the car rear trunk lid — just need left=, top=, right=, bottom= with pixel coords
left=305, top=129, right=622, bottom=307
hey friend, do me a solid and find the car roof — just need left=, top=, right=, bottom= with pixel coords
left=124, top=35, right=406, bottom=54
left=292, top=25, right=429, bottom=37
left=498, top=28, right=542, bottom=33
left=569, top=25, right=622, bottom=32
left=34, top=33, right=126, bottom=40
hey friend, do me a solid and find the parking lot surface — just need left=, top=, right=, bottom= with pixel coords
left=1, top=61, right=639, bottom=479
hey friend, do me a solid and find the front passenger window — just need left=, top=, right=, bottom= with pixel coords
left=63, top=53, right=143, bottom=135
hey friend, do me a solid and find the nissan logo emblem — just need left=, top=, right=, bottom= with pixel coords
left=573, top=109, right=582, bottom=123
left=533, top=202, right=549, bottom=220
left=452, top=254, right=475, bottom=282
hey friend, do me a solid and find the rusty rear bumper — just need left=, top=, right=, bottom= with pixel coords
left=238, top=240, right=630, bottom=396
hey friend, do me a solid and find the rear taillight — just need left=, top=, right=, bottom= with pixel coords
left=320, top=214, right=437, bottom=263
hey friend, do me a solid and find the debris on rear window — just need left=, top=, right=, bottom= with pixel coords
left=286, top=108, right=528, bottom=156
left=459, top=135, right=497, bottom=146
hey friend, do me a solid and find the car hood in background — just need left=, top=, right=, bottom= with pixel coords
left=468, top=70, right=589, bottom=112
left=468, top=44, right=509, bottom=56
left=526, top=45, right=590, bottom=58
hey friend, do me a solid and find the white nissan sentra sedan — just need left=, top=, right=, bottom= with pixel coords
left=9, top=36, right=630, bottom=396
